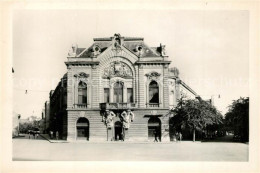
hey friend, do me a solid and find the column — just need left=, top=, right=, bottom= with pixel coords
left=109, top=85, right=113, bottom=103
left=107, top=127, right=114, bottom=141
left=123, top=128, right=129, bottom=141
left=146, top=82, right=149, bottom=108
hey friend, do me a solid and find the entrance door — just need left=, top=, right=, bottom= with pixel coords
left=114, top=82, right=123, bottom=103
left=114, top=121, right=123, bottom=141
left=148, top=117, right=161, bottom=141
left=76, top=117, right=89, bottom=140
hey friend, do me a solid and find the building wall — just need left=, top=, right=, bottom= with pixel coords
left=12, top=112, right=20, bottom=137
left=67, top=109, right=169, bottom=142
left=45, top=101, right=50, bottom=131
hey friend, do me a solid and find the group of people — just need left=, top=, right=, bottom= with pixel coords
left=28, top=130, right=39, bottom=139
left=173, top=132, right=182, bottom=142
left=49, top=131, right=59, bottom=140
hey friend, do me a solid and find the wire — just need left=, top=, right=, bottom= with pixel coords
left=13, top=88, right=50, bottom=93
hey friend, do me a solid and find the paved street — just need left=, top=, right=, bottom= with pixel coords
left=12, top=134, right=248, bottom=161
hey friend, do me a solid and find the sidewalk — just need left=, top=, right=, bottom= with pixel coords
left=39, top=134, right=202, bottom=144
left=40, top=134, right=68, bottom=143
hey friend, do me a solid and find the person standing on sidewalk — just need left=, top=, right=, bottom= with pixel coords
left=28, top=130, right=31, bottom=139
left=50, top=131, right=53, bottom=139
left=179, top=132, right=182, bottom=142
left=153, top=129, right=158, bottom=142
left=56, top=131, right=59, bottom=140
left=175, top=132, right=179, bottom=142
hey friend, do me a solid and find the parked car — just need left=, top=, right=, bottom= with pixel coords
left=28, top=128, right=40, bottom=135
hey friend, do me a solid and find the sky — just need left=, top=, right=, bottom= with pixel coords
left=13, top=10, right=249, bottom=119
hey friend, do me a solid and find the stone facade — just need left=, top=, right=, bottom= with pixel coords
left=48, top=34, right=197, bottom=142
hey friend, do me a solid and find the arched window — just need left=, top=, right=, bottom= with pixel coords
left=149, top=81, right=159, bottom=104
left=114, top=82, right=123, bottom=103
left=78, top=81, right=87, bottom=104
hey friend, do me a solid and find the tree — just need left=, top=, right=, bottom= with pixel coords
left=224, top=97, right=249, bottom=142
left=172, top=97, right=223, bottom=142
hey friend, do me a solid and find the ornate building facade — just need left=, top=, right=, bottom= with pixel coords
left=48, top=34, right=197, bottom=142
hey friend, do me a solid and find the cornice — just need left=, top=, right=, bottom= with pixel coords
left=65, top=61, right=99, bottom=66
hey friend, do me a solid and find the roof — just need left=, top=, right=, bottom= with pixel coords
left=72, top=34, right=163, bottom=58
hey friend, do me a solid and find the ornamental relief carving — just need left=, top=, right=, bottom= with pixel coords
left=103, top=61, right=133, bottom=79
left=145, top=72, right=161, bottom=81
left=74, top=72, right=89, bottom=84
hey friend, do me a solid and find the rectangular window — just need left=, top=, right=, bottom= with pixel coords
left=127, top=88, right=133, bottom=103
left=104, top=88, right=110, bottom=103
left=78, top=88, right=87, bottom=104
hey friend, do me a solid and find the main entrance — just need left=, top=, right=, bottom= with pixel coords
left=148, top=117, right=161, bottom=141
left=76, top=117, right=89, bottom=140
left=114, top=121, right=123, bottom=141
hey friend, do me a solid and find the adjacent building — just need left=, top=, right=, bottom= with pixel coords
left=47, top=34, right=198, bottom=142
left=12, top=112, right=21, bottom=137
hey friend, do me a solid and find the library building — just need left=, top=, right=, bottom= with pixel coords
left=47, top=34, right=197, bottom=142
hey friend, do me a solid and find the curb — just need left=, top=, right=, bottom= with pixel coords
left=39, top=134, right=69, bottom=143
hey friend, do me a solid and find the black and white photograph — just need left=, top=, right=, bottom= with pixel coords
left=1, top=1, right=260, bottom=173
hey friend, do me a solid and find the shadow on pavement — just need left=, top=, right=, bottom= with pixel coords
left=201, top=135, right=247, bottom=143
left=12, top=134, right=46, bottom=140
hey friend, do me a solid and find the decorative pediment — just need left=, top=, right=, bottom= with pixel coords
left=145, top=72, right=161, bottom=80
left=103, top=61, right=133, bottom=79
left=74, top=72, right=89, bottom=84
left=74, top=72, right=89, bottom=78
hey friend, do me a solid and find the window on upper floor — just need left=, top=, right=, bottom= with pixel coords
left=104, top=88, right=110, bottom=103
left=78, top=81, right=87, bottom=104
left=149, top=81, right=159, bottom=104
left=114, top=82, right=123, bottom=103
left=127, top=88, right=133, bottom=103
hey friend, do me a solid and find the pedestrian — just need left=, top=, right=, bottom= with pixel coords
left=56, top=131, right=59, bottom=140
left=28, top=130, right=31, bottom=139
left=121, top=128, right=125, bottom=141
left=175, top=132, right=179, bottom=142
left=50, top=131, right=53, bottom=139
left=153, top=129, right=158, bottom=142
left=179, top=132, right=182, bottom=142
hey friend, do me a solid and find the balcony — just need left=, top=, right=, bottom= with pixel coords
left=73, top=104, right=88, bottom=109
left=147, top=103, right=160, bottom=107
left=100, top=103, right=137, bottom=110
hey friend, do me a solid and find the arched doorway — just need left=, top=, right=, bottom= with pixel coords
left=114, top=121, right=123, bottom=141
left=148, top=117, right=161, bottom=141
left=76, top=117, right=89, bottom=140
left=114, top=82, right=123, bottom=103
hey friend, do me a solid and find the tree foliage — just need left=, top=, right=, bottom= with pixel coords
left=172, top=97, right=223, bottom=141
left=19, top=120, right=40, bottom=133
left=224, top=97, right=249, bottom=142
